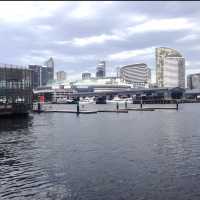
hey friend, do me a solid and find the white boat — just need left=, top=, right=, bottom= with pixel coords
left=106, top=96, right=132, bottom=104
left=79, top=97, right=95, bottom=104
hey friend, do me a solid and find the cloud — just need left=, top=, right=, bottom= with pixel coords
left=54, top=17, right=197, bottom=48
left=176, top=34, right=199, bottom=43
left=127, top=18, right=195, bottom=34
left=68, top=2, right=97, bottom=19
left=72, top=34, right=124, bottom=47
left=108, top=47, right=155, bottom=61
left=0, top=2, right=64, bottom=23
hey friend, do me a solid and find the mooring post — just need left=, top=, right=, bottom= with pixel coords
left=116, top=102, right=119, bottom=111
left=140, top=99, right=143, bottom=109
left=37, top=102, right=41, bottom=113
left=125, top=101, right=128, bottom=109
left=176, top=100, right=179, bottom=110
left=77, top=98, right=80, bottom=115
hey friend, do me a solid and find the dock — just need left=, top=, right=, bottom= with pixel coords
left=148, top=107, right=177, bottom=110
left=33, top=109, right=128, bottom=114
left=33, top=109, right=98, bottom=114
left=32, top=101, right=179, bottom=115
left=98, top=109, right=128, bottom=113
left=126, top=108, right=155, bottom=111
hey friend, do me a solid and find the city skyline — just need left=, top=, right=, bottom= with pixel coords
left=1, top=2, right=200, bottom=81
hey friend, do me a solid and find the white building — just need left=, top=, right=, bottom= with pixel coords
left=156, top=47, right=185, bottom=88
left=120, top=63, right=150, bottom=88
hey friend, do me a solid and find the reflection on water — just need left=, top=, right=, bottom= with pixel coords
left=0, top=115, right=33, bottom=132
left=1, top=104, right=200, bottom=200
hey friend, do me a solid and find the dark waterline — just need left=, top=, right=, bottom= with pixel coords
left=1, top=103, right=200, bottom=200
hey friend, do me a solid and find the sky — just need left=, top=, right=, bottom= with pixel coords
left=0, top=1, right=200, bottom=82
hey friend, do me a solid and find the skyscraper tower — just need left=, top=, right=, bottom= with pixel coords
left=44, top=57, right=54, bottom=81
left=43, top=57, right=54, bottom=85
left=96, top=61, right=106, bottom=78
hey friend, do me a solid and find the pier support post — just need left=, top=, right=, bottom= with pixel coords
left=37, top=102, right=41, bottom=113
left=176, top=100, right=179, bottom=110
left=116, top=102, right=119, bottom=111
left=77, top=98, right=80, bottom=115
left=125, top=101, right=128, bottom=109
left=140, top=99, right=143, bottom=109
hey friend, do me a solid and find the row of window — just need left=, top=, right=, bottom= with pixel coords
left=0, top=96, right=32, bottom=104
left=0, top=80, right=32, bottom=89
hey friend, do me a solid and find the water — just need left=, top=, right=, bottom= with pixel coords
left=1, top=103, right=200, bottom=200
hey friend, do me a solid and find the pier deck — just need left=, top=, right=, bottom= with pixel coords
left=33, top=110, right=98, bottom=114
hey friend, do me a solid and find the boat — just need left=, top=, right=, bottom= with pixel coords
left=79, top=97, right=95, bottom=104
left=106, top=96, right=132, bottom=104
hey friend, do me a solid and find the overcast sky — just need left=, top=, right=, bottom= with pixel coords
left=0, top=1, right=200, bottom=82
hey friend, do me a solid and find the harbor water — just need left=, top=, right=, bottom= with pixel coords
left=1, top=103, right=200, bottom=200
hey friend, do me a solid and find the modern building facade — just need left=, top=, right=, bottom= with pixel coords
left=82, top=72, right=91, bottom=80
left=187, top=73, right=200, bottom=89
left=147, top=67, right=151, bottom=84
left=156, top=47, right=185, bottom=88
left=57, top=71, right=67, bottom=81
left=41, top=66, right=54, bottom=86
left=28, top=65, right=42, bottom=88
left=72, top=77, right=132, bottom=93
left=120, top=63, right=150, bottom=88
left=29, top=64, right=54, bottom=87
left=44, top=57, right=54, bottom=81
left=96, top=61, right=106, bottom=78
left=0, top=63, right=33, bottom=115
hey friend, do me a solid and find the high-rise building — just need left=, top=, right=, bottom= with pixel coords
left=28, top=65, right=42, bottom=88
left=116, top=67, right=120, bottom=78
left=96, top=61, right=106, bottom=78
left=57, top=71, right=67, bottom=81
left=41, top=66, right=54, bottom=86
left=82, top=72, right=91, bottom=80
left=120, top=63, right=149, bottom=88
left=147, top=67, right=151, bottom=84
left=187, top=73, right=200, bottom=89
left=44, top=57, right=54, bottom=81
left=156, top=47, right=185, bottom=88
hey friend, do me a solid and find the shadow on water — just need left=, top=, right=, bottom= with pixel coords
left=0, top=114, right=33, bottom=133
left=0, top=114, right=34, bottom=160
left=0, top=114, right=49, bottom=200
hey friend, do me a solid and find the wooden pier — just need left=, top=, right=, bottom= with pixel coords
left=32, top=101, right=179, bottom=115
left=33, top=109, right=128, bottom=114
left=33, top=109, right=98, bottom=114
left=98, top=109, right=128, bottom=113
left=126, top=108, right=155, bottom=111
